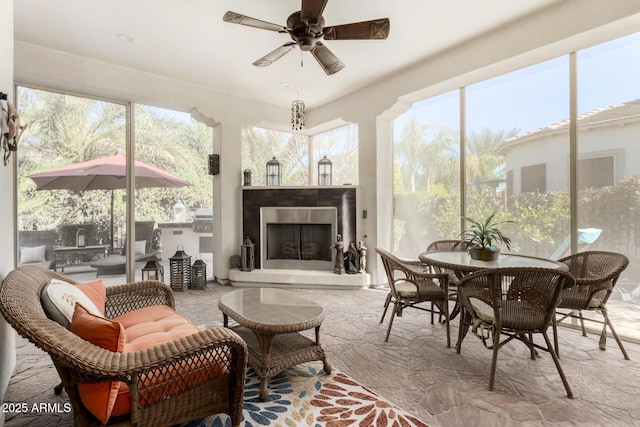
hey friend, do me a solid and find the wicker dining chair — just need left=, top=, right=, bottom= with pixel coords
left=455, top=267, right=575, bottom=398
left=425, top=240, right=469, bottom=321
left=552, top=251, right=630, bottom=359
left=376, top=247, right=451, bottom=346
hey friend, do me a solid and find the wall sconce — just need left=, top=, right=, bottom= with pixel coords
left=318, top=155, right=332, bottom=186
left=208, top=154, right=220, bottom=175
left=266, top=156, right=281, bottom=186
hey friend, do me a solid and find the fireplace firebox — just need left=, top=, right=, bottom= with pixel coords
left=261, top=207, right=337, bottom=270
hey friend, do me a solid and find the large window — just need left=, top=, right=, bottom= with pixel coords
left=16, top=87, right=213, bottom=281
left=392, top=31, right=640, bottom=342
left=392, top=90, right=460, bottom=257
left=576, top=33, right=640, bottom=340
left=242, top=124, right=358, bottom=186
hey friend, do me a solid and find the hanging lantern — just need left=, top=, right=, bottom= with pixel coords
left=241, top=237, right=255, bottom=272
left=318, top=155, right=332, bottom=186
left=169, top=245, right=191, bottom=291
left=291, top=98, right=305, bottom=131
left=191, top=256, right=207, bottom=290
left=141, top=259, right=164, bottom=282
left=266, top=157, right=281, bottom=186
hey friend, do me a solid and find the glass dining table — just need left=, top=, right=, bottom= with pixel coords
left=418, top=251, right=567, bottom=276
left=417, top=251, right=568, bottom=320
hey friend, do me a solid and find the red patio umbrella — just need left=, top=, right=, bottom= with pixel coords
left=29, top=154, right=190, bottom=250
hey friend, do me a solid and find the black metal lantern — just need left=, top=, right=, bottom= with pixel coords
left=318, top=155, right=332, bottom=186
left=141, top=259, right=164, bottom=282
left=266, top=157, right=281, bottom=186
left=191, top=256, right=207, bottom=290
left=241, top=236, right=255, bottom=272
left=169, top=245, right=191, bottom=291
left=243, top=168, right=252, bottom=186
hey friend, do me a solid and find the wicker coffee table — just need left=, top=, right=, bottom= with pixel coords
left=218, top=288, right=331, bottom=400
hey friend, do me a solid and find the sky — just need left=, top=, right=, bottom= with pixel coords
left=394, top=32, right=640, bottom=141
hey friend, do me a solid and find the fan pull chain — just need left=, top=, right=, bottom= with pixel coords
left=301, top=50, right=304, bottom=68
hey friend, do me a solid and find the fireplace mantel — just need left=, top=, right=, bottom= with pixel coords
left=242, top=186, right=358, bottom=270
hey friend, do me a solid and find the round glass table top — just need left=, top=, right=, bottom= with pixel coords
left=418, top=251, right=566, bottom=272
left=218, top=288, right=324, bottom=328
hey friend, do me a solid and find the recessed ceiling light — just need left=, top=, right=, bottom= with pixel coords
left=116, top=33, right=133, bottom=43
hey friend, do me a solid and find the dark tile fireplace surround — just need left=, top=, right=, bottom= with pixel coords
left=242, top=187, right=357, bottom=269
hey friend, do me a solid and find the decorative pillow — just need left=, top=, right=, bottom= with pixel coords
left=71, top=303, right=126, bottom=424
left=134, top=240, right=147, bottom=255
left=19, top=245, right=46, bottom=264
left=40, top=279, right=104, bottom=328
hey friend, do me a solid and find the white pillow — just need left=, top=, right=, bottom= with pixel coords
left=41, top=279, right=103, bottom=328
left=20, top=245, right=47, bottom=264
left=134, top=240, right=147, bottom=255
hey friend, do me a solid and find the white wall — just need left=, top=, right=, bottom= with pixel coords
left=1, top=0, right=16, bottom=419
left=12, top=0, right=640, bottom=287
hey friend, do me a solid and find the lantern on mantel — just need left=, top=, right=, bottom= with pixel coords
left=266, top=157, right=281, bottom=186
left=169, top=245, right=191, bottom=292
left=191, top=256, right=207, bottom=290
left=141, top=259, right=164, bottom=282
left=318, top=155, right=332, bottom=186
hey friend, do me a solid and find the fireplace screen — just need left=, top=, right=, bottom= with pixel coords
left=266, top=223, right=332, bottom=261
left=260, top=207, right=337, bottom=270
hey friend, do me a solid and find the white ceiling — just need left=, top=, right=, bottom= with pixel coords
left=13, top=0, right=560, bottom=109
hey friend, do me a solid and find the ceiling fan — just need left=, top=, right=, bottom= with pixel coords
left=223, top=0, right=390, bottom=75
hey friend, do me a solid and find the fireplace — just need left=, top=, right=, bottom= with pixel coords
left=261, top=207, right=337, bottom=270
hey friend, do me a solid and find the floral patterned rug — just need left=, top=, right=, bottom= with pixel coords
left=185, top=362, right=429, bottom=427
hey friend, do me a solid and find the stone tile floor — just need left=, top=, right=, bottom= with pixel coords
left=4, top=275, right=640, bottom=426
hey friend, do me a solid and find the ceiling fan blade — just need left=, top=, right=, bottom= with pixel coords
left=323, top=18, right=390, bottom=40
left=223, top=11, right=286, bottom=32
left=311, top=41, right=345, bottom=75
left=252, top=42, right=296, bottom=67
left=301, top=0, right=328, bottom=22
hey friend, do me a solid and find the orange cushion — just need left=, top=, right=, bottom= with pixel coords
left=76, top=279, right=106, bottom=314
left=71, top=303, right=125, bottom=424
left=115, top=305, right=199, bottom=352
left=112, top=305, right=224, bottom=410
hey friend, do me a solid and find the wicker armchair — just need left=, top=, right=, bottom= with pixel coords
left=0, top=265, right=247, bottom=427
left=455, top=267, right=575, bottom=398
left=552, top=251, right=630, bottom=359
left=376, top=247, right=451, bottom=346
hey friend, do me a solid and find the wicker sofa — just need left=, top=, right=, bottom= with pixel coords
left=0, top=265, right=247, bottom=426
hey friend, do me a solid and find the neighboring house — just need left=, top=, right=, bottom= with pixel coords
left=498, top=99, right=640, bottom=196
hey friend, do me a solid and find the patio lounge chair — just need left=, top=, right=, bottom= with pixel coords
left=91, top=221, right=161, bottom=276
left=0, top=265, right=247, bottom=426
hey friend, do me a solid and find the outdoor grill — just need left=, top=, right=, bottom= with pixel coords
left=192, top=208, right=213, bottom=233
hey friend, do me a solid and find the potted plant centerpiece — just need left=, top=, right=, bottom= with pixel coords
left=457, top=213, right=513, bottom=261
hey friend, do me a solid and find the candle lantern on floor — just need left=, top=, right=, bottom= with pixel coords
left=241, top=237, right=255, bottom=271
left=266, top=157, right=281, bottom=186
left=142, top=259, right=164, bottom=282
left=318, top=155, right=332, bottom=186
left=191, top=256, right=207, bottom=290
left=169, top=245, right=191, bottom=291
